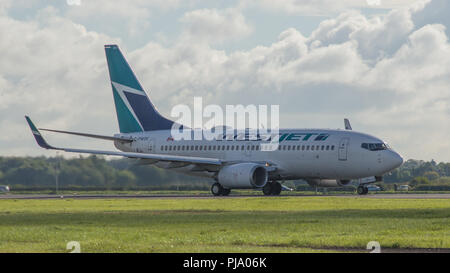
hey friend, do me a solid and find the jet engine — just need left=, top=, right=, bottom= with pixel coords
left=306, top=179, right=352, bottom=187
left=218, top=163, right=268, bottom=189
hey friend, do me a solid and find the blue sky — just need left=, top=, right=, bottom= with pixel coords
left=1, top=0, right=449, bottom=162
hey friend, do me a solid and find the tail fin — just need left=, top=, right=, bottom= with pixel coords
left=104, top=44, right=174, bottom=133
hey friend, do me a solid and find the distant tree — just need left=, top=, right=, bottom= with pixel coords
left=115, top=170, right=136, bottom=187
left=438, top=177, right=450, bottom=184
left=423, top=171, right=440, bottom=181
left=437, top=162, right=450, bottom=177
left=410, top=177, right=430, bottom=187
left=3, top=156, right=444, bottom=189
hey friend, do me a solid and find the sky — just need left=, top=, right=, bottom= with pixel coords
left=0, top=0, right=449, bottom=162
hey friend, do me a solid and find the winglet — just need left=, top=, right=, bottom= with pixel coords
left=344, top=118, right=352, bottom=130
left=25, top=116, right=55, bottom=149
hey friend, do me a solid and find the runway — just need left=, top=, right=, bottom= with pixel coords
left=1, top=193, right=450, bottom=200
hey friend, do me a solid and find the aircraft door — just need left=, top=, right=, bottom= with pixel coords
left=338, top=138, right=349, bottom=161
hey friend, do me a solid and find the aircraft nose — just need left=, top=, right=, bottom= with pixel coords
left=391, top=152, right=403, bottom=168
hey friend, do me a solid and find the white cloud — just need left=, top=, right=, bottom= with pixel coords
left=241, top=0, right=427, bottom=16
left=307, top=5, right=424, bottom=61
left=0, top=0, right=450, bottom=162
left=180, top=8, right=252, bottom=44
left=0, top=6, right=121, bottom=155
left=363, top=24, right=450, bottom=92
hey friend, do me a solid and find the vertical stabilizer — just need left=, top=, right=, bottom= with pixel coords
left=104, top=45, right=174, bottom=133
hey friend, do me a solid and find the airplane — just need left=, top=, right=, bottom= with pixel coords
left=25, top=44, right=403, bottom=196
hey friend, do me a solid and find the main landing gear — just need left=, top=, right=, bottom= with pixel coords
left=357, top=185, right=369, bottom=195
left=211, top=182, right=231, bottom=196
left=263, top=181, right=282, bottom=196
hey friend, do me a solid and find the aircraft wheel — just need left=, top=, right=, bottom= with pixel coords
left=211, top=183, right=223, bottom=196
left=363, top=186, right=369, bottom=194
left=357, top=185, right=368, bottom=195
left=262, top=183, right=273, bottom=196
left=271, top=182, right=282, bottom=195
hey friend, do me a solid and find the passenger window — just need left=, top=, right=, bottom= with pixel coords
left=311, top=146, right=314, bottom=151
left=326, top=145, right=329, bottom=150
left=331, top=145, right=335, bottom=150
left=321, top=145, right=324, bottom=150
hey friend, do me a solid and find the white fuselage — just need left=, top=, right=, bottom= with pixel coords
left=113, top=128, right=403, bottom=182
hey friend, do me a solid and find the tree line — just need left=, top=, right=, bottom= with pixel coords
left=0, top=156, right=449, bottom=190
left=0, top=156, right=209, bottom=190
left=384, top=159, right=450, bottom=186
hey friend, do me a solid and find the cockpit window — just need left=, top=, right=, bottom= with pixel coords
left=361, top=142, right=389, bottom=151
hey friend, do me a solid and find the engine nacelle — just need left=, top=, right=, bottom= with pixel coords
left=306, top=179, right=352, bottom=187
left=218, top=163, right=268, bottom=189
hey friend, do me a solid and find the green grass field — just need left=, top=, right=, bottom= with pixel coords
left=0, top=197, right=449, bottom=252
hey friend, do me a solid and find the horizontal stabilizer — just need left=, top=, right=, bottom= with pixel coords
left=25, top=116, right=221, bottom=166
left=39, top=128, right=132, bottom=143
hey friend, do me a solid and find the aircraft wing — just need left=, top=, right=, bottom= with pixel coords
left=25, top=116, right=221, bottom=167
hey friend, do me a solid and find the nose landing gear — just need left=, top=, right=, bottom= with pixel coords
left=357, top=185, right=369, bottom=195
